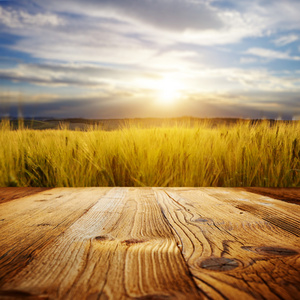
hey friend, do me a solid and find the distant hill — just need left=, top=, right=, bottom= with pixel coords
left=1, top=117, right=294, bottom=131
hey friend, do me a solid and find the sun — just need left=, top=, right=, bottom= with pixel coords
left=156, top=77, right=182, bottom=105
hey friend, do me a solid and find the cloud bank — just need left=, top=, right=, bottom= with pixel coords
left=0, top=0, right=300, bottom=119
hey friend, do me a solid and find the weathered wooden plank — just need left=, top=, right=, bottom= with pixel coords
left=244, top=187, right=300, bottom=205
left=0, top=188, right=202, bottom=300
left=0, top=187, right=51, bottom=205
left=204, top=188, right=300, bottom=237
left=0, top=188, right=111, bottom=285
left=155, top=188, right=300, bottom=300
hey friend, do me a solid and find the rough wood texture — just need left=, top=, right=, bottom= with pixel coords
left=244, top=187, right=300, bottom=205
left=0, top=188, right=51, bottom=205
left=156, top=188, right=300, bottom=300
left=0, top=188, right=299, bottom=300
left=0, top=188, right=110, bottom=286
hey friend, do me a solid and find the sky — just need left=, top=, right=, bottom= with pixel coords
left=0, top=0, right=300, bottom=120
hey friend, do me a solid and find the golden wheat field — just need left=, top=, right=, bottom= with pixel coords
left=0, top=119, right=299, bottom=187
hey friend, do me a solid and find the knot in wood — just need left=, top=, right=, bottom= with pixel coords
left=122, top=239, right=144, bottom=246
left=199, top=257, right=239, bottom=271
left=37, top=223, right=51, bottom=227
left=241, top=245, right=298, bottom=256
left=94, top=235, right=114, bottom=242
left=256, top=246, right=298, bottom=256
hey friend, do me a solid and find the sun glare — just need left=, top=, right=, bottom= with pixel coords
left=156, top=77, right=182, bottom=105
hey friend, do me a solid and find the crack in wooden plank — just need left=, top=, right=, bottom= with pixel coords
left=1, top=188, right=204, bottom=299
left=156, top=188, right=300, bottom=300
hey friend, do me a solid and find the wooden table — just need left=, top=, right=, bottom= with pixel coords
left=0, top=188, right=299, bottom=300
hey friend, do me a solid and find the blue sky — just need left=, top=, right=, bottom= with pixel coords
left=0, top=0, right=300, bottom=119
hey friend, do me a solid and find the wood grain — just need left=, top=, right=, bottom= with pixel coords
left=244, top=187, right=300, bottom=205
left=1, top=188, right=299, bottom=300
left=204, top=188, right=300, bottom=237
left=155, top=188, right=300, bottom=300
left=0, top=188, right=51, bottom=205
left=0, top=188, right=202, bottom=300
left=0, top=188, right=111, bottom=285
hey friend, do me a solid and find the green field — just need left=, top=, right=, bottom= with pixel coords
left=1, top=119, right=299, bottom=187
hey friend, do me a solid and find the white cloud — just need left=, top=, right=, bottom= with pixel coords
left=240, top=57, right=258, bottom=64
left=184, top=67, right=300, bottom=93
left=0, top=6, right=63, bottom=28
left=266, top=1, right=300, bottom=31
left=140, top=50, right=198, bottom=71
left=31, top=0, right=223, bottom=32
left=2, top=88, right=299, bottom=120
left=3, top=60, right=300, bottom=97
left=225, top=69, right=300, bottom=92
left=1, top=8, right=157, bottom=64
left=15, top=1, right=270, bottom=48
left=1, top=0, right=300, bottom=70
left=273, top=34, right=298, bottom=46
left=227, top=0, right=300, bottom=31
left=0, top=62, right=161, bottom=90
left=1, top=0, right=300, bottom=120
left=245, top=48, right=300, bottom=61
left=10, top=34, right=156, bottom=64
